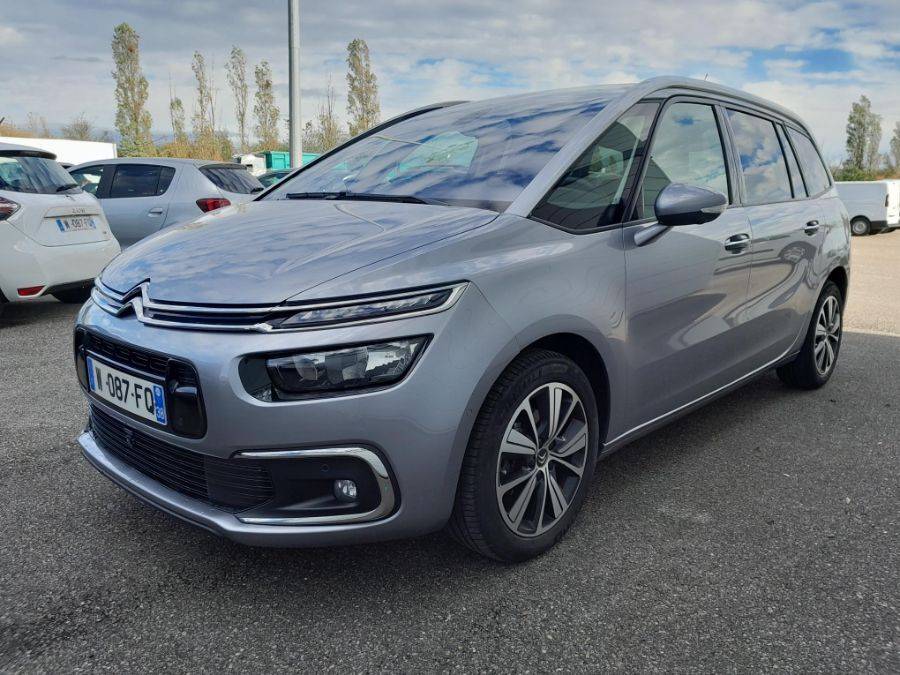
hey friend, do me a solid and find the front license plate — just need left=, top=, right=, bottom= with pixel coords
left=86, top=355, right=167, bottom=425
left=57, top=216, right=96, bottom=232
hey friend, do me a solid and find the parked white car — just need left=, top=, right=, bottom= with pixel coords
left=68, top=158, right=263, bottom=247
left=835, top=180, right=900, bottom=235
left=0, top=142, right=120, bottom=306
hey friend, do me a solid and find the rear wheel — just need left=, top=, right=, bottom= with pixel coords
left=53, top=287, right=92, bottom=304
left=777, top=281, right=843, bottom=389
left=449, top=349, right=599, bottom=562
left=850, top=218, right=870, bottom=236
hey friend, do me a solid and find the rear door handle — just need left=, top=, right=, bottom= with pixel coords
left=804, top=220, right=820, bottom=235
left=724, top=233, right=751, bottom=252
left=148, top=207, right=164, bottom=216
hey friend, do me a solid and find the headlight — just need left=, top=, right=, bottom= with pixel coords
left=268, top=284, right=465, bottom=330
left=265, top=337, right=428, bottom=397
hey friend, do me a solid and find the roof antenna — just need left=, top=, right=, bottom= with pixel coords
left=704, top=73, right=709, bottom=81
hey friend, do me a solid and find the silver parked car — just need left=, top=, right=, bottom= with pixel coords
left=68, top=158, right=263, bottom=247
left=74, top=77, right=850, bottom=561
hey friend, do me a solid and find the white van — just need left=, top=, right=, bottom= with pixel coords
left=835, top=180, right=900, bottom=235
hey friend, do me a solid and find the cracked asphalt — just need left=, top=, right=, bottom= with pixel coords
left=1, top=233, right=898, bottom=672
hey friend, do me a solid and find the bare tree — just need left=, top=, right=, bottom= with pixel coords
left=26, top=112, right=52, bottom=138
left=111, top=23, right=154, bottom=155
left=253, top=60, right=280, bottom=150
left=890, top=122, right=900, bottom=173
left=226, top=46, right=249, bottom=153
left=346, top=38, right=380, bottom=137
left=191, top=52, right=216, bottom=148
left=60, top=113, right=109, bottom=142
left=303, top=78, right=347, bottom=153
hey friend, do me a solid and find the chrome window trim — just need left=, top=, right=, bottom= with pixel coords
left=91, top=280, right=467, bottom=333
left=234, top=447, right=396, bottom=525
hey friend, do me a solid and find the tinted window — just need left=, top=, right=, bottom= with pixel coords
left=777, top=126, right=806, bottom=198
left=787, top=129, right=831, bottom=196
left=201, top=166, right=263, bottom=194
left=637, top=102, right=729, bottom=218
left=109, top=164, right=174, bottom=198
left=727, top=110, right=792, bottom=204
left=532, top=102, right=657, bottom=230
left=0, top=154, right=79, bottom=194
left=70, top=165, right=106, bottom=196
left=266, top=88, right=627, bottom=211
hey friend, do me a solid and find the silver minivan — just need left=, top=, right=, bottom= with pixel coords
left=69, top=158, right=263, bottom=247
left=74, top=77, right=850, bottom=561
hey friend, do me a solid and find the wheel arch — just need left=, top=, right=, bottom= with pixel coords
left=827, top=265, right=849, bottom=304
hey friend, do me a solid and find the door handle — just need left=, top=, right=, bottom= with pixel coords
left=804, top=220, right=820, bottom=235
left=148, top=207, right=164, bottom=216
left=724, top=233, right=751, bottom=252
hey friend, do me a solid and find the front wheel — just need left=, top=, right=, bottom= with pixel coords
left=449, top=349, right=599, bottom=562
left=777, top=281, right=843, bottom=389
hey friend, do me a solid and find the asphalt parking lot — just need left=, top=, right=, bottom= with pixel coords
left=1, top=234, right=898, bottom=673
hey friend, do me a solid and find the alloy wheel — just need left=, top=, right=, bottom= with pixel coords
left=814, top=295, right=841, bottom=375
left=495, top=382, right=588, bottom=537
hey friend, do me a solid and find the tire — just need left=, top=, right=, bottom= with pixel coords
left=449, top=349, right=600, bottom=562
left=52, top=287, right=92, bottom=304
left=850, top=218, right=870, bottom=236
left=776, top=281, right=843, bottom=389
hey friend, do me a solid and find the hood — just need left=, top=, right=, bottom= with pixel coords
left=101, top=199, right=496, bottom=304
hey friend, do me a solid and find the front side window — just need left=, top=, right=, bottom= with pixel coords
left=531, top=102, right=658, bottom=230
left=266, top=88, right=625, bottom=211
left=70, top=165, right=106, bottom=195
left=727, top=110, right=792, bottom=204
left=109, top=164, right=174, bottom=198
left=0, top=153, right=79, bottom=194
left=636, top=102, right=729, bottom=219
left=787, top=128, right=831, bottom=196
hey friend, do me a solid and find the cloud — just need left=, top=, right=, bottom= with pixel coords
left=0, top=0, right=898, bottom=160
left=0, top=24, right=24, bottom=44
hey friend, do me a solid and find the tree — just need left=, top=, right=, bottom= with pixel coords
left=889, top=122, right=900, bottom=172
left=191, top=52, right=216, bottom=150
left=169, top=89, right=188, bottom=146
left=60, top=113, right=110, bottom=142
left=111, top=23, right=154, bottom=156
left=844, top=95, right=882, bottom=174
left=26, top=112, right=52, bottom=137
left=346, top=38, right=380, bottom=136
left=303, top=78, right=347, bottom=153
left=225, top=46, right=249, bottom=153
left=253, top=60, right=280, bottom=150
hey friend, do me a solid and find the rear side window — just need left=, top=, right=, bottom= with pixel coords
left=636, top=102, right=729, bottom=219
left=531, top=102, right=658, bottom=231
left=787, top=129, right=831, bottom=196
left=777, top=126, right=807, bottom=198
left=201, top=166, right=263, bottom=194
left=109, top=164, right=175, bottom=198
left=726, top=110, right=792, bottom=204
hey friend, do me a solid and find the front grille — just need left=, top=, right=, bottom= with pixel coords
left=83, top=331, right=169, bottom=376
left=89, top=405, right=273, bottom=511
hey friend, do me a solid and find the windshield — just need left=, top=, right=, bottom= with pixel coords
left=0, top=153, right=80, bottom=194
left=266, top=88, right=620, bottom=211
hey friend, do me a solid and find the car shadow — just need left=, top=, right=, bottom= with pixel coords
left=0, top=299, right=80, bottom=329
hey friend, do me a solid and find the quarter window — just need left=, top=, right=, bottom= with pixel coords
left=726, top=110, right=792, bottom=204
left=531, top=102, right=658, bottom=230
left=777, top=126, right=807, bottom=199
left=109, top=164, right=175, bottom=198
left=636, top=102, right=729, bottom=219
left=787, top=129, right=831, bottom=196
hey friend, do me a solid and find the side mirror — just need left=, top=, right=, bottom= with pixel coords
left=655, top=183, right=728, bottom=227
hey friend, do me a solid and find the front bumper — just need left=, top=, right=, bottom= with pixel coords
left=75, top=283, right=518, bottom=546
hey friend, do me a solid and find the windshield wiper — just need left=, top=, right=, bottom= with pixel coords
left=56, top=183, right=79, bottom=192
left=285, top=191, right=445, bottom=206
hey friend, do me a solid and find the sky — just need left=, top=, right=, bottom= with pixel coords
left=2, top=0, right=899, bottom=162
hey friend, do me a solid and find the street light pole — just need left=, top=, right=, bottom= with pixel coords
left=288, top=0, right=302, bottom=167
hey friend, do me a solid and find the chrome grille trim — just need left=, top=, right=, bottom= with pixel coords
left=91, top=279, right=467, bottom=333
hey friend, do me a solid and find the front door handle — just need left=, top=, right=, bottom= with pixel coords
left=804, top=220, right=820, bottom=235
left=724, top=233, right=751, bottom=252
left=148, top=207, right=164, bottom=216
